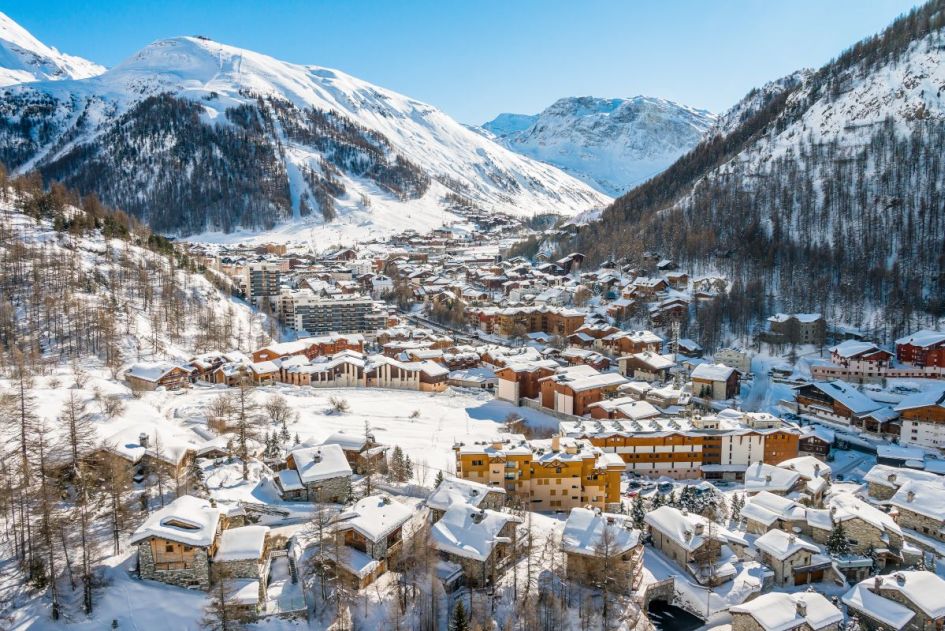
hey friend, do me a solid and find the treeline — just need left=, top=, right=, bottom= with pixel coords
left=0, top=169, right=260, bottom=372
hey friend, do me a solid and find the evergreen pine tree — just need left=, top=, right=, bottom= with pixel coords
left=631, top=493, right=646, bottom=529
left=390, top=446, right=405, bottom=482
left=826, top=521, right=851, bottom=556
left=404, top=455, right=413, bottom=482
left=451, top=600, right=469, bottom=631
left=434, top=470, right=444, bottom=487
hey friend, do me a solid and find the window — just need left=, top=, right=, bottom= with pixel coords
left=165, top=544, right=175, bottom=553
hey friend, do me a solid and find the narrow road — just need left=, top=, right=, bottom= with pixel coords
left=741, top=356, right=770, bottom=412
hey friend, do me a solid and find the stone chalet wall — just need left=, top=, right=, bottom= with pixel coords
left=214, top=557, right=267, bottom=604
left=895, top=505, right=945, bottom=544
left=866, top=481, right=896, bottom=501
left=732, top=611, right=839, bottom=631
left=304, top=475, right=350, bottom=503
left=137, top=540, right=211, bottom=590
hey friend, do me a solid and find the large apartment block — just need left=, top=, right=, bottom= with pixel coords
left=242, top=262, right=283, bottom=307
left=453, top=434, right=624, bottom=511
left=279, top=289, right=385, bottom=335
left=559, top=413, right=799, bottom=480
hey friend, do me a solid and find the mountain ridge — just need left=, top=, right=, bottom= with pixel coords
left=0, top=34, right=609, bottom=242
left=0, top=11, right=104, bottom=86
left=482, top=95, right=715, bottom=195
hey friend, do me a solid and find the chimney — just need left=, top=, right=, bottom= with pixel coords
left=887, top=473, right=897, bottom=483
left=765, top=474, right=772, bottom=484
left=795, top=599, right=807, bottom=618
left=694, top=522, right=704, bottom=536
left=551, top=435, right=561, bottom=452
left=789, top=534, right=797, bottom=545
left=874, top=576, right=882, bottom=590
left=907, top=490, right=915, bottom=502
left=814, top=464, right=821, bottom=477
left=139, top=432, right=149, bottom=449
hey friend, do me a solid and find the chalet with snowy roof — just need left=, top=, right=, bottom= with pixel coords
left=618, top=351, right=675, bottom=382
left=887, top=479, right=945, bottom=549
left=754, top=529, right=825, bottom=587
left=538, top=366, right=628, bottom=416
left=864, top=464, right=943, bottom=501
left=731, top=592, right=842, bottom=631
left=793, top=381, right=881, bottom=426
left=330, top=495, right=414, bottom=589
left=744, top=461, right=803, bottom=497
left=587, top=397, right=661, bottom=421
left=798, top=425, right=834, bottom=460
left=777, top=456, right=831, bottom=503
left=276, top=444, right=352, bottom=503
left=601, top=331, right=663, bottom=355
left=813, top=493, right=905, bottom=567
left=249, top=360, right=280, bottom=385
left=131, top=495, right=223, bottom=589
left=895, top=329, right=945, bottom=370
left=493, top=359, right=559, bottom=403
left=741, top=491, right=808, bottom=535
left=644, top=505, right=747, bottom=586
left=95, top=425, right=198, bottom=486
left=212, top=525, right=271, bottom=611
left=560, top=508, right=643, bottom=594
left=431, top=504, right=522, bottom=587
left=691, top=363, right=740, bottom=400
left=321, top=431, right=388, bottom=474
left=843, top=571, right=945, bottom=631
left=426, top=478, right=506, bottom=521
left=124, top=361, right=195, bottom=391
left=559, top=346, right=610, bottom=371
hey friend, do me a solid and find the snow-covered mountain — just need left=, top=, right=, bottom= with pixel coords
left=0, top=11, right=104, bottom=85
left=566, top=2, right=945, bottom=330
left=482, top=96, right=715, bottom=195
left=0, top=36, right=608, bottom=241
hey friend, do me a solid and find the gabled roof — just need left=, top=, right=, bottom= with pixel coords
left=732, top=592, right=842, bottom=631
left=332, top=495, right=414, bottom=543
left=744, top=462, right=801, bottom=494
left=289, top=444, right=352, bottom=483
left=690, top=363, right=736, bottom=381
left=431, top=504, right=522, bottom=562
left=131, top=495, right=221, bottom=547
left=426, top=478, right=505, bottom=512
left=754, top=529, right=818, bottom=560
left=214, top=525, right=269, bottom=562
left=797, top=381, right=880, bottom=415
left=561, top=508, right=640, bottom=557
left=887, top=479, right=945, bottom=521
left=895, top=329, right=945, bottom=348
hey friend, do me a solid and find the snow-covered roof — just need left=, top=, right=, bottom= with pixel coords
left=561, top=508, right=640, bottom=557
left=289, top=444, right=352, bottom=483
left=644, top=506, right=714, bottom=552
left=828, top=492, right=900, bottom=537
left=214, top=525, right=269, bottom=562
left=744, top=462, right=801, bottom=494
left=230, top=579, right=261, bottom=605
left=864, top=463, right=941, bottom=489
left=801, top=381, right=880, bottom=415
left=887, top=478, right=945, bottom=521
left=843, top=580, right=915, bottom=628
left=125, top=361, right=191, bottom=382
left=276, top=468, right=304, bottom=492
left=690, top=363, right=735, bottom=381
left=431, top=504, right=522, bottom=562
left=754, top=528, right=818, bottom=561
left=731, top=591, right=841, bottom=631
left=894, top=386, right=945, bottom=412
left=868, top=571, right=945, bottom=620
left=332, top=495, right=413, bottom=542
left=829, top=340, right=886, bottom=358
left=777, top=456, right=831, bottom=481
left=741, top=491, right=807, bottom=527
left=130, top=495, right=221, bottom=547
left=895, top=329, right=945, bottom=348
left=426, top=478, right=505, bottom=512
left=322, top=431, right=368, bottom=452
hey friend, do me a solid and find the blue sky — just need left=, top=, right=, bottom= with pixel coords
left=6, top=0, right=923, bottom=124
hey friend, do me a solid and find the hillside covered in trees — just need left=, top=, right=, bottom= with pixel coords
left=562, top=0, right=945, bottom=341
